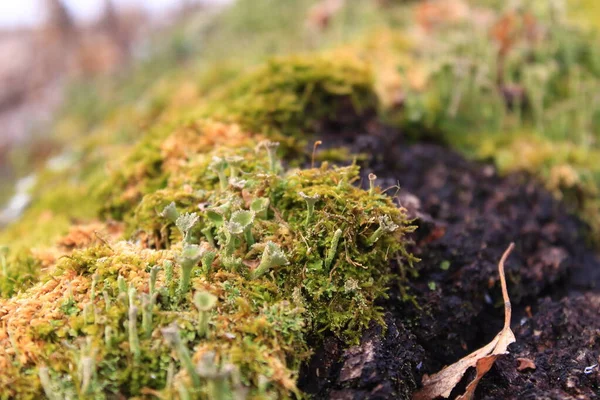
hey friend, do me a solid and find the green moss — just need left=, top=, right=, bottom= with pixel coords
left=0, top=0, right=397, bottom=274
left=125, top=189, right=203, bottom=245
left=0, top=247, right=41, bottom=298
left=206, top=55, right=378, bottom=138
left=12, top=1, right=600, bottom=398
left=98, top=125, right=173, bottom=221
left=0, top=7, right=411, bottom=397
left=0, top=177, right=102, bottom=241
left=98, top=54, right=378, bottom=225
left=0, top=141, right=415, bottom=398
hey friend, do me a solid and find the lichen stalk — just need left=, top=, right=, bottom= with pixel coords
left=325, top=229, right=343, bottom=269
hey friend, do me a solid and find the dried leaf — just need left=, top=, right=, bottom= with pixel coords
left=516, top=358, right=536, bottom=372
left=414, top=243, right=516, bottom=400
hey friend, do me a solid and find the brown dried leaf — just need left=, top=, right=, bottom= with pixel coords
left=516, top=357, right=536, bottom=372
left=414, top=243, right=516, bottom=400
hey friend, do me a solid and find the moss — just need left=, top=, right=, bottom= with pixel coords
left=0, top=174, right=110, bottom=297
left=9, top=0, right=600, bottom=397
left=206, top=55, right=378, bottom=138
left=0, top=248, right=42, bottom=299
left=0, top=8, right=410, bottom=397
left=125, top=189, right=203, bottom=246
left=99, top=54, right=379, bottom=224
left=98, top=119, right=260, bottom=220
left=98, top=126, right=171, bottom=221
left=0, top=139, right=415, bottom=398
left=1, top=0, right=389, bottom=259
left=0, top=179, right=104, bottom=245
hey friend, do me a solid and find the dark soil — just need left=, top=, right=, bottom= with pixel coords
left=298, top=123, right=600, bottom=399
left=479, top=294, right=600, bottom=399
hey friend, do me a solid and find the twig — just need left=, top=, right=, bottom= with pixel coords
left=498, top=242, right=514, bottom=330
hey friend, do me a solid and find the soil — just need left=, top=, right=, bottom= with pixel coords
left=297, top=121, right=600, bottom=399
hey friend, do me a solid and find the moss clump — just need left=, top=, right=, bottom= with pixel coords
left=206, top=55, right=378, bottom=138
left=99, top=55, right=378, bottom=223
left=0, top=136, right=415, bottom=398
left=0, top=247, right=41, bottom=299
left=98, top=119, right=260, bottom=220
left=0, top=177, right=106, bottom=262
left=1, top=52, right=381, bottom=305
left=0, top=222, right=123, bottom=299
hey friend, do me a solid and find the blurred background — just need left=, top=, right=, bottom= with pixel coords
left=0, top=0, right=232, bottom=223
left=0, top=0, right=228, bottom=166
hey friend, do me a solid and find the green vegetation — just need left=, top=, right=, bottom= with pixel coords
left=99, top=55, right=378, bottom=223
left=0, top=5, right=417, bottom=393
left=3, top=0, right=600, bottom=397
left=204, top=55, right=378, bottom=137
left=0, top=136, right=415, bottom=398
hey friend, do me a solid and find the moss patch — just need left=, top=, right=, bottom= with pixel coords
left=205, top=55, right=378, bottom=137
left=0, top=137, right=415, bottom=398
left=99, top=55, right=378, bottom=222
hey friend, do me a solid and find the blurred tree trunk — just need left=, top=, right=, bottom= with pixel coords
left=44, top=0, right=76, bottom=44
left=99, top=0, right=130, bottom=56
